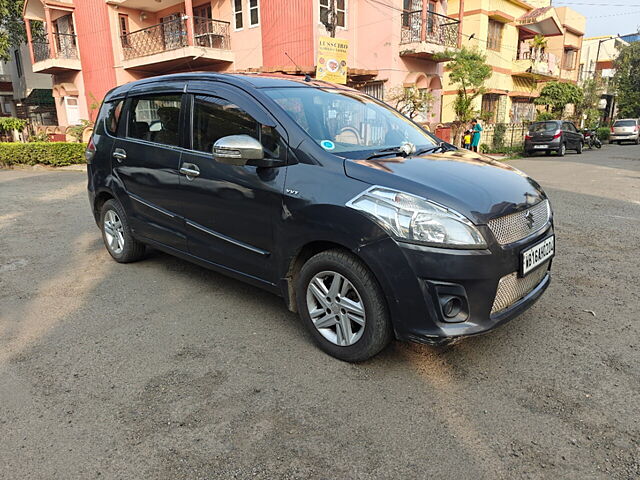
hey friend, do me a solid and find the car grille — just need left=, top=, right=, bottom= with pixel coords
left=491, top=262, right=550, bottom=314
left=487, top=200, right=551, bottom=245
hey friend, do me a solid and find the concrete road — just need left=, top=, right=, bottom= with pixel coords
left=1, top=144, right=638, bottom=479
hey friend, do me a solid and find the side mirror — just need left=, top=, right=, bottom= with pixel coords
left=213, top=134, right=264, bottom=166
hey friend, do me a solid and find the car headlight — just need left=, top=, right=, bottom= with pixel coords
left=346, top=186, right=487, bottom=249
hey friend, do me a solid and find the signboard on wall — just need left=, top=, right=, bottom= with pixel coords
left=316, top=36, right=349, bottom=84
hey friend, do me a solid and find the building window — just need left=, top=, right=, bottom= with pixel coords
left=14, top=49, right=23, bottom=78
left=563, top=48, right=577, bottom=70
left=320, top=0, right=346, bottom=29
left=119, top=14, right=129, bottom=47
left=358, top=81, right=385, bottom=100
left=233, top=0, right=243, bottom=30
left=481, top=93, right=500, bottom=122
left=249, top=0, right=259, bottom=27
left=194, top=4, right=212, bottom=19
left=487, top=19, right=503, bottom=51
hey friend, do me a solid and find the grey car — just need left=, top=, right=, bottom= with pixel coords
left=524, top=120, right=583, bottom=157
left=610, top=119, right=640, bottom=145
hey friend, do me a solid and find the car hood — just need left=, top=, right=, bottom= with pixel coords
left=344, top=149, right=547, bottom=224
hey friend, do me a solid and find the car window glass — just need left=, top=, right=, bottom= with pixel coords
left=613, top=120, right=636, bottom=127
left=530, top=122, right=557, bottom=133
left=192, top=95, right=285, bottom=160
left=128, top=94, right=182, bottom=146
left=105, top=100, right=123, bottom=136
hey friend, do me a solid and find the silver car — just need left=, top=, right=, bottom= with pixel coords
left=610, top=119, right=640, bottom=145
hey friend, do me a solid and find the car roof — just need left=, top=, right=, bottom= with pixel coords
left=104, top=72, right=354, bottom=101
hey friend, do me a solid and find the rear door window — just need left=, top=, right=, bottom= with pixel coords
left=127, top=94, right=182, bottom=146
left=613, top=120, right=636, bottom=127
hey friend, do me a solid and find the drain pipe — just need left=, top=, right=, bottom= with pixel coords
left=457, top=0, right=465, bottom=48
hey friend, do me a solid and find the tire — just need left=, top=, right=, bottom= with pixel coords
left=100, top=198, right=145, bottom=263
left=635, top=137, right=640, bottom=145
left=557, top=143, right=566, bottom=157
left=296, top=249, right=393, bottom=362
left=595, top=141, right=602, bottom=149
left=576, top=141, right=583, bottom=154
left=545, top=150, right=552, bottom=156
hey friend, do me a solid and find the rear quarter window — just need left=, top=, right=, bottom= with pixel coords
left=99, top=100, right=124, bottom=136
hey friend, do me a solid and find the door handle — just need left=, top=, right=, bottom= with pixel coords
left=112, top=149, right=127, bottom=162
left=179, top=163, right=200, bottom=179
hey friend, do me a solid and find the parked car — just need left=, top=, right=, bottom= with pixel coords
left=610, top=119, right=640, bottom=145
left=524, top=120, right=584, bottom=157
left=86, top=73, right=555, bottom=361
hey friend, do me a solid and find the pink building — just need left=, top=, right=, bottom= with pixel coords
left=23, top=0, right=459, bottom=126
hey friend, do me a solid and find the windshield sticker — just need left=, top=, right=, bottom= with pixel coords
left=320, top=140, right=335, bottom=150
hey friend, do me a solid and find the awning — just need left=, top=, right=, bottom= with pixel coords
left=26, top=88, right=55, bottom=105
left=403, top=72, right=442, bottom=90
left=52, top=83, right=79, bottom=98
left=517, top=7, right=563, bottom=39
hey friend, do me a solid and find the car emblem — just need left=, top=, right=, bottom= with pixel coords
left=524, top=210, right=535, bottom=229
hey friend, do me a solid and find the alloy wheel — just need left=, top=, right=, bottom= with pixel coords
left=103, top=209, right=125, bottom=255
left=306, top=271, right=366, bottom=346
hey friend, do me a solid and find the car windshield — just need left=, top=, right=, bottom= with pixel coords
left=263, top=87, right=437, bottom=156
left=613, top=120, right=636, bottom=127
left=530, top=122, right=559, bottom=133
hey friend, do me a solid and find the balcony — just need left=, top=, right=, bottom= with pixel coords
left=31, top=33, right=81, bottom=74
left=120, top=16, right=233, bottom=71
left=399, top=10, right=459, bottom=60
left=513, top=50, right=559, bottom=81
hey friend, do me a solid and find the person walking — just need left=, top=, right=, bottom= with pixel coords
left=471, top=119, right=482, bottom=152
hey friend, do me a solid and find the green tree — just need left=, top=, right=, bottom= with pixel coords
left=387, top=85, right=433, bottom=120
left=576, top=77, right=604, bottom=127
left=0, top=0, right=26, bottom=61
left=613, top=41, right=640, bottom=119
left=438, top=47, right=491, bottom=142
left=534, top=81, right=583, bottom=116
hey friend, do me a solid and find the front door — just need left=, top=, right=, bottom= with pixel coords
left=178, top=86, right=287, bottom=283
left=64, top=96, right=80, bottom=125
left=112, top=92, right=187, bottom=251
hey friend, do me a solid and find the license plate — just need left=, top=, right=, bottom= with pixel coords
left=533, top=145, right=548, bottom=149
left=521, top=235, right=554, bottom=276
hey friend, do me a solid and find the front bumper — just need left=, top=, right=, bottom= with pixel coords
left=358, top=224, right=553, bottom=344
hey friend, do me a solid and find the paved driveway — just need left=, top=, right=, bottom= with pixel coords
left=1, top=144, right=639, bottom=479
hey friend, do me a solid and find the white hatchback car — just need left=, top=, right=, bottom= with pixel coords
left=610, top=119, right=640, bottom=145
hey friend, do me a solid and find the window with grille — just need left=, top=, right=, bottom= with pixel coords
left=481, top=93, right=500, bottom=122
left=233, top=0, right=243, bottom=30
left=119, top=14, right=129, bottom=47
left=487, top=20, right=503, bottom=51
left=320, top=0, right=346, bottom=28
left=358, top=82, right=385, bottom=101
left=563, top=48, right=577, bottom=70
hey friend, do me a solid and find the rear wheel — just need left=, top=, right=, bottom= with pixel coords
left=576, top=141, right=583, bottom=154
left=100, top=199, right=145, bottom=263
left=296, top=249, right=392, bottom=362
left=557, top=143, right=566, bottom=157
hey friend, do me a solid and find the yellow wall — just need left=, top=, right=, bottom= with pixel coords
left=442, top=0, right=585, bottom=123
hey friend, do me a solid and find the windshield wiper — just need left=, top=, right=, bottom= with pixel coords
left=414, top=142, right=456, bottom=156
left=365, top=143, right=417, bottom=160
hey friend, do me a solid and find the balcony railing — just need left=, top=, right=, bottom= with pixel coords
left=121, top=17, right=231, bottom=61
left=400, top=10, right=459, bottom=47
left=31, top=33, right=78, bottom=63
left=194, top=17, right=231, bottom=49
left=516, top=50, right=549, bottom=62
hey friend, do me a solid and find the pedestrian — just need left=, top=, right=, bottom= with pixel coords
left=463, top=129, right=472, bottom=150
left=471, top=119, right=482, bottom=152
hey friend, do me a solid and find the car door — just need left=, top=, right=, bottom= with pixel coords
left=111, top=86, right=187, bottom=252
left=177, top=83, right=287, bottom=283
left=561, top=122, right=573, bottom=148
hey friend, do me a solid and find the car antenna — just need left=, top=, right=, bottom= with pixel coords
left=284, top=51, right=312, bottom=82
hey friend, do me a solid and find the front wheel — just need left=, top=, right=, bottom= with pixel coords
left=296, top=249, right=392, bottom=362
left=595, top=140, right=602, bottom=149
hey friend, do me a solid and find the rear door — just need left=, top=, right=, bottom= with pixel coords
left=563, top=122, right=580, bottom=148
left=111, top=84, right=187, bottom=252
left=177, top=82, right=288, bottom=283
